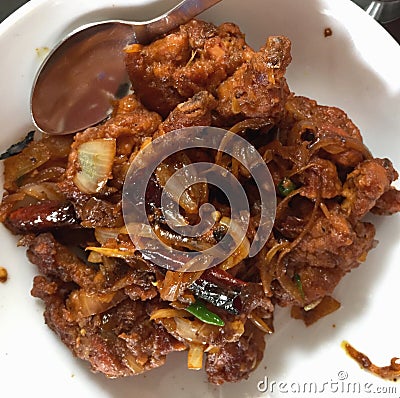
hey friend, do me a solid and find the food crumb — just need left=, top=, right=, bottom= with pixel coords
left=35, top=46, right=50, bottom=59
left=342, top=340, right=400, bottom=380
left=0, top=267, right=8, bottom=283
left=324, top=28, right=333, bottom=37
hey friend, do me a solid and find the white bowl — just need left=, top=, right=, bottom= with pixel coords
left=0, top=1, right=399, bottom=397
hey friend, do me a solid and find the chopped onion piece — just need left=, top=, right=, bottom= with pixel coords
left=304, top=298, right=323, bottom=312
left=124, top=43, right=143, bottom=54
left=204, top=345, right=219, bottom=354
left=187, top=343, right=204, bottom=370
left=229, top=320, right=245, bottom=338
left=95, top=227, right=128, bottom=245
left=249, top=313, right=273, bottom=334
left=74, top=138, right=116, bottom=194
left=67, top=289, right=125, bottom=318
left=219, top=236, right=250, bottom=270
left=218, top=217, right=250, bottom=270
left=87, top=251, right=103, bottom=263
left=150, top=308, right=191, bottom=321
left=125, top=222, right=154, bottom=238
left=3, top=141, right=51, bottom=190
left=86, top=246, right=136, bottom=259
left=21, top=182, right=64, bottom=201
left=159, top=271, right=203, bottom=301
left=174, top=317, right=207, bottom=343
left=123, top=353, right=145, bottom=374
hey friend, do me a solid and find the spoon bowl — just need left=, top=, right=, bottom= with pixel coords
left=30, top=0, right=222, bottom=135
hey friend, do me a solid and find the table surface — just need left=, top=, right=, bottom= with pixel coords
left=1, top=0, right=399, bottom=41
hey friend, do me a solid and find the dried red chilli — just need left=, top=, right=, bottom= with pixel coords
left=189, top=268, right=247, bottom=315
left=0, top=131, right=35, bottom=160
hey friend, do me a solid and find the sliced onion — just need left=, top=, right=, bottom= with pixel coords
left=218, top=236, right=250, bottom=271
left=304, top=298, right=323, bottom=312
left=156, top=161, right=198, bottom=213
left=159, top=271, right=203, bottom=301
left=150, top=308, right=191, bottom=321
left=21, top=182, right=64, bottom=201
left=291, top=296, right=341, bottom=326
left=249, top=312, right=273, bottom=334
left=4, top=145, right=52, bottom=191
left=19, top=166, right=66, bottom=186
left=173, top=317, right=245, bottom=344
left=159, top=316, right=244, bottom=347
left=229, top=118, right=273, bottom=135
left=343, top=341, right=400, bottom=380
left=86, top=246, right=136, bottom=259
left=125, top=222, right=154, bottom=238
left=67, top=289, right=125, bottom=318
left=174, top=317, right=209, bottom=343
left=218, top=217, right=250, bottom=270
left=73, top=138, right=116, bottom=194
left=94, top=226, right=128, bottom=245
left=155, top=153, right=208, bottom=214
left=178, top=253, right=214, bottom=272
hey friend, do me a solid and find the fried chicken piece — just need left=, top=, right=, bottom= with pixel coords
left=205, top=321, right=266, bottom=384
left=371, top=187, right=400, bottom=215
left=283, top=96, right=362, bottom=142
left=282, top=96, right=365, bottom=168
left=299, top=158, right=342, bottom=200
left=126, top=20, right=253, bottom=118
left=216, top=36, right=292, bottom=124
left=286, top=211, right=376, bottom=270
left=31, top=276, right=186, bottom=378
left=341, top=158, right=398, bottom=220
left=275, top=207, right=376, bottom=307
left=156, top=91, right=218, bottom=137
left=27, top=233, right=97, bottom=287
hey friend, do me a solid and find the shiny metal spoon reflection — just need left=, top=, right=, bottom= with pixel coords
left=31, top=0, right=222, bottom=135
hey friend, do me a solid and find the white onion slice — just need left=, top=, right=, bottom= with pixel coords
left=74, top=138, right=116, bottom=194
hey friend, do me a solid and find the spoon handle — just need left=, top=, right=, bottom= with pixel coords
left=141, top=0, right=222, bottom=42
left=358, top=0, right=400, bottom=23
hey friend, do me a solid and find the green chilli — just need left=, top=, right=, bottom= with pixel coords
left=186, top=299, right=225, bottom=327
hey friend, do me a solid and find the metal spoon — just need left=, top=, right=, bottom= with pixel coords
left=31, top=0, right=222, bottom=135
left=353, top=0, right=400, bottom=23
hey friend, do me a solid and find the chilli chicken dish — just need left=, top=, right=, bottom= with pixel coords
left=1, top=20, right=399, bottom=384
